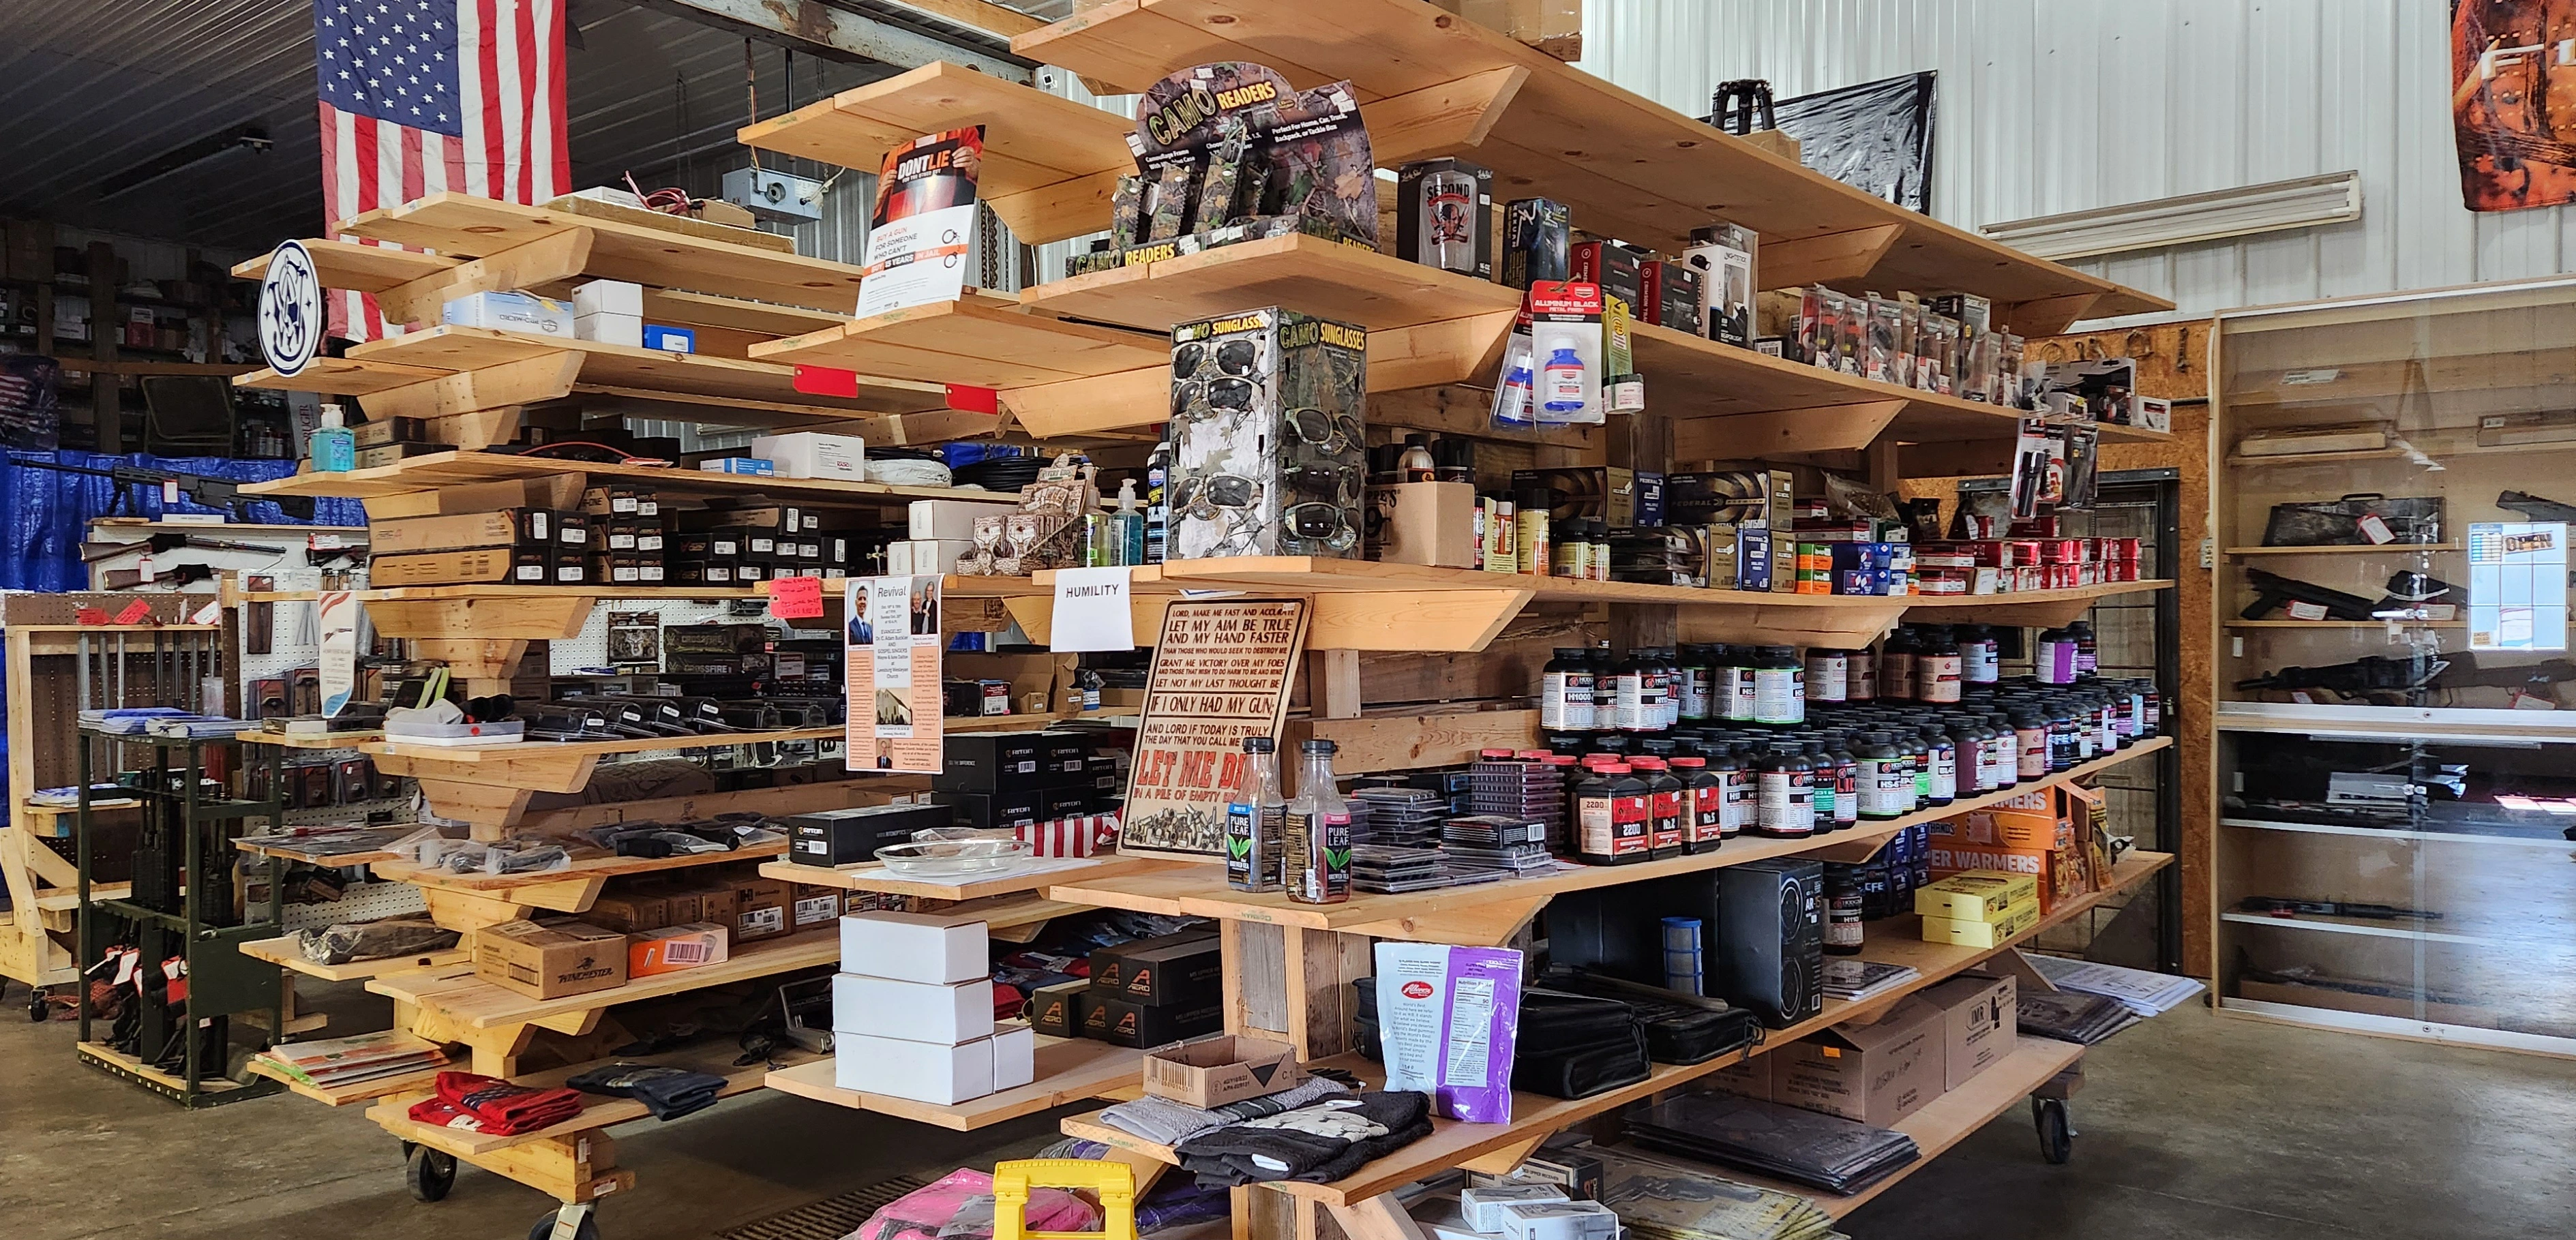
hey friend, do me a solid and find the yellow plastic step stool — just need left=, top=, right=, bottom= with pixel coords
left=992, top=1159, right=1137, bottom=1240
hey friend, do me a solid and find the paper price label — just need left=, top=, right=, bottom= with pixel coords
left=767, top=575, right=825, bottom=620
left=2285, top=601, right=2330, bottom=621
left=2357, top=513, right=2395, bottom=544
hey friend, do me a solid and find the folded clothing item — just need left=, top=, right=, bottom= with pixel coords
left=1625, top=1092, right=1919, bottom=1196
left=1175, top=1091, right=1434, bottom=1188
left=1098, top=1074, right=1358, bottom=1145
left=408, top=1071, right=585, bottom=1136
left=563, top=1062, right=728, bottom=1121
left=1352, top=982, right=1653, bottom=1102
left=2016, top=990, right=2141, bottom=1046
left=852, top=1168, right=1096, bottom=1240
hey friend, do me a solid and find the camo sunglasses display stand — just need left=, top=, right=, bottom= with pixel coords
left=1167, top=307, right=1370, bottom=561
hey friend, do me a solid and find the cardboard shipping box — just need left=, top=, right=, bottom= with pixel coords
left=1143, top=1035, right=1307, bottom=1108
left=1027, top=978, right=1090, bottom=1038
left=1081, top=993, right=1222, bottom=1048
left=1920, top=898, right=2041, bottom=948
left=1090, top=930, right=1216, bottom=996
left=1698, top=1053, right=1771, bottom=1101
left=1768, top=996, right=1946, bottom=1128
left=1103, top=934, right=1223, bottom=1007
left=1915, top=871, right=2040, bottom=922
left=629, top=923, right=729, bottom=978
left=475, top=920, right=628, bottom=1000
left=1927, top=786, right=2074, bottom=913
left=1921, top=973, right=2018, bottom=1090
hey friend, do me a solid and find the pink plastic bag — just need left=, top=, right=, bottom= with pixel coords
left=848, top=1168, right=1100, bottom=1240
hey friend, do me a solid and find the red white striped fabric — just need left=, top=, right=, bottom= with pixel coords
left=314, top=0, right=569, bottom=342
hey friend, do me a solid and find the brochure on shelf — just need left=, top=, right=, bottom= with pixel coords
left=845, top=575, right=945, bottom=774
left=854, top=127, right=983, bottom=318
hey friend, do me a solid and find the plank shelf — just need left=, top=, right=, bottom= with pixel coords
left=1049, top=739, right=2172, bottom=932
left=760, top=852, right=1184, bottom=900
left=365, top=1039, right=816, bottom=1157
left=239, top=935, right=470, bottom=984
left=237, top=447, right=1019, bottom=505
left=368, top=928, right=844, bottom=1035
left=764, top=1035, right=1148, bottom=1130
left=1057, top=851, right=2172, bottom=1205
left=1013, top=0, right=2169, bottom=324
left=747, top=292, right=1169, bottom=389
left=1017, top=558, right=2170, bottom=652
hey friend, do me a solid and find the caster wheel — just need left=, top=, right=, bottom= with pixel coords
left=528, top=1209, right=600, bottom=1240
left=406, top=1146, right=458, bottom=1202
left=29, top=992, right=49, bottom=1023
left=2034, top=1097, right=2073, bottom=1165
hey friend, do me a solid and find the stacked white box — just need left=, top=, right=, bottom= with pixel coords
left=833, top=911, right=1000, bottom=1104
left=754, top=432, right=867, bottom=481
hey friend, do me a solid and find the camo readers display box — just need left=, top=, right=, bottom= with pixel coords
left=1167, top=307, right=1368, bottom=560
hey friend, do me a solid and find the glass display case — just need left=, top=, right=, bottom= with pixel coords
left=2211, top=277, right=2576, bottom=1056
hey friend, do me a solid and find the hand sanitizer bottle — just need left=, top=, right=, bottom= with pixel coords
left=310, top=404, right=357, bottom=472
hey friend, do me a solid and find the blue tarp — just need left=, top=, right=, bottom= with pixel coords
left=0, top=451, right=365, bottom=592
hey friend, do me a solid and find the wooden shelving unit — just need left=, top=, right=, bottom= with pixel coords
left=203, top=3, right=2211, bottom=1228
left=1057, top=852, right=2170, bottom=1209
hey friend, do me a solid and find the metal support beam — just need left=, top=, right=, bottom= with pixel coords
left=637, top=0, right=1035, bottom=82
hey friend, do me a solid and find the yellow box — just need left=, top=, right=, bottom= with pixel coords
left=1915, top=871, right=2040, bottom=922
left=1919, top=898, right=2040, bottom=948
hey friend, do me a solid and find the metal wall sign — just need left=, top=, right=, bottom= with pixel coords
left=258, top=239, right=324, bottom=378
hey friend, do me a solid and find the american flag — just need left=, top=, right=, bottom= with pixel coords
left=314, top=0, right=569, bottom=340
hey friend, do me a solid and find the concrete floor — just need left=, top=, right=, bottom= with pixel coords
left=2, top=983, right=2570, bottom=1240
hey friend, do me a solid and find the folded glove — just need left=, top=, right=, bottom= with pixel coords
left=564, top=1062, right=728, bottom=1121
left=1175, top=1091, right=1433, bottom=1188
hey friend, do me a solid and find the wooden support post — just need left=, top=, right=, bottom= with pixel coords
left=1458, top=1132, right=1550, bottom=1175
left=1757, top=223, right=1904, bottom=290
left=372, top=226, right=595, bottom=326
left=1283, top=928, right=1362, bottom=1060
left=1310, top=650, right=1362, bottom=721
left=1996, top=292, right=2107, bottom=337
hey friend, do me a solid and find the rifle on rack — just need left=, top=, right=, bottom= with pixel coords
left=2236, top=652, right=2576, bottom=706
left=7, top=453, right=317, bottom=521
left=2241, top=568, right=2382, bottom=622
left=2497, top=489, right=2576, bottom=524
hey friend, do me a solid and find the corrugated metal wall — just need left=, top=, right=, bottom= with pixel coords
left=1577, top=0, right=2576, bottom=324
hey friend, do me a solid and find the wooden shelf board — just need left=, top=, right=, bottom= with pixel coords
left=239, top=449, right=999, bottom=505
left=248, top=1058, right=451, bottom=1107
left=1059, top=852, right=2168, bottom=1205
left=2219, top=909, right=2494, bottom=946
left=368, top=928, right=843, bottom=1031
left=35, top=883, right=130, bottom=912
left=2224, top=544, right=2462, bottom=556
left=1019, top=232, right=1526, bottom=333
left=764, top=1035, right=1145, bottom=1130
left=2220, top=816, right=2576, bottom=851
left=235, top=730, right=384, bottom=749
left=233, top=237, right=456, bottom=294
left=239, top=935, right=468, bottom=983
left=761, top=853, right=1184, bottom=899
left=2224, top=620, right=2467, bottom=629
left=20, top=798, right=142, bottom=815
left=2223, top=449, right=2410, bottom=467
left=1717, top=1038, right=2088, bottom=1218
left=748, top=294, right=1169, bottom=389
left=346, top=324, right=947, bottom=413
left=365, top=1040, right=812, bottom=1156
left=737, top=62, right=1137, bottom=246
left=361, top=727, right=841, bottom=763
left=333, top=192, right=873, bottom=315
left=370, top=838, right=789, bottom=896
left=1631, top=322, right=2170, bottom=445
left=1013, top=0, right=2168, bottom=318
left=1052, top=740, right=2170, bottom=929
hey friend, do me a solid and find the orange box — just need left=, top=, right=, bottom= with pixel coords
left=1928, top=787, right=2078, bottom=913
left=629, top=923, right=730, bottom=977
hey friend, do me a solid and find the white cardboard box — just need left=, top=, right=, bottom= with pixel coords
left=575, top=312, right=643, bottom=348
left=885, top=539, right=973, bottom=576
left=443, top=290, right=572, bottom=337
left=839, top=911, right=987, bottom=984
left=573, top=279, right=644, bottom=318
left=833, top=1033, right=993, bottom=1104
left=752, top=432, right=868, bottom=481
left=910, top=497, right=1019, bottom=541
left=991, top=1020, right=1036, bottom=1090
left=831, top=973, right=994, bottom=1044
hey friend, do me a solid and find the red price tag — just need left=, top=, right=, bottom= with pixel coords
left=75, top=607, right=110, bottom=626
left=767, top=575, right=825, bottom=620
left=113, top=600, right=153, bottom=626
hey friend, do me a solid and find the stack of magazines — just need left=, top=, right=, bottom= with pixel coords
left=2016, top=989, right=2140, bottom=1044
left=252, top=1031, right=449, bottom=1091
left=1821, top=958, right=1919, bottom=1004
left=1626, top=1093, right=1919, bottom=1195
left=2024, top=954, right=2205, bottom=1016
left=1593, top=1145, right=1846, bottom=1240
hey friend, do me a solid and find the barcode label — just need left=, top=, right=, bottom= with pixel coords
left=741, top=908, right=785, bottom=935
left=662, top=939, right=710, bottom=965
